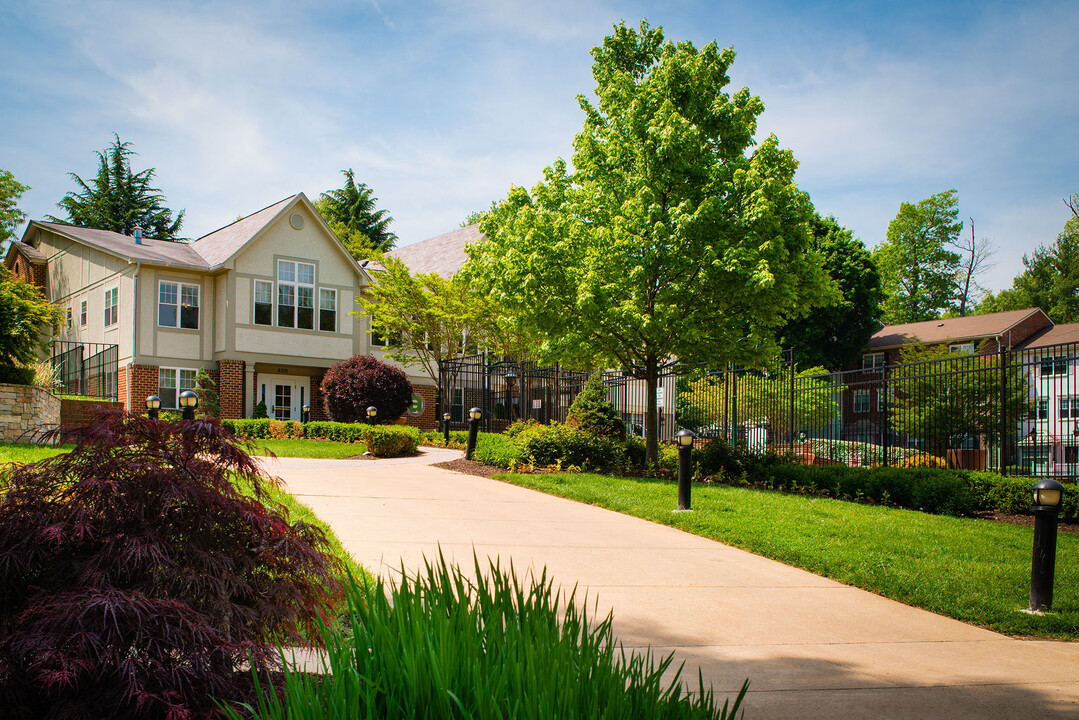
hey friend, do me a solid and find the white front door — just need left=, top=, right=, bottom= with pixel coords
left=257, top=374, right=311, bottom=421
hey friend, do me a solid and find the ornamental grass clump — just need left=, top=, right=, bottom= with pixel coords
left=228, top=553, right=747, bottom=720
left=0, top=409, right=345, bottom=720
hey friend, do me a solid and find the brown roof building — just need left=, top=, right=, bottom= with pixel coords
left=386, top=224, right=484, bottom=278
left=867, top=308, right=1052, bottom=361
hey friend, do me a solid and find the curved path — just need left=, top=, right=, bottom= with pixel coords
left=265, top=449, right=1079, bottom=719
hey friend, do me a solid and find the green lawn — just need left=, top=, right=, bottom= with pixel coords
left=0, top=441, right=72, bottom=465
left=495, top=471, right=1079, bottom=639
left=246, top=438, right=367, bottom=458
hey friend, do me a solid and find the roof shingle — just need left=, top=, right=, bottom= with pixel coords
left=387, top=224, right=484, bottom=278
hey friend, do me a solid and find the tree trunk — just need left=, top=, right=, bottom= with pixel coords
left=645, top=355, right=659, bottom=465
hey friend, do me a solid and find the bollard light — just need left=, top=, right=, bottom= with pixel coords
left=146, top=395, right=161, bottom=420
left=465, top=407, right=482, bottom=461
left=798, top=430, right=808, bottom=443
left=367, top=406, right=377, bottom=425
left=675, top=429, right=696, bottom=511
left=1029, top=479, right=1065, bottom=613
left=178, top=390, right=198, bottom=421
left=302, top=404, right=310, bottom=423
left=443, top=411, right=452, bottom=445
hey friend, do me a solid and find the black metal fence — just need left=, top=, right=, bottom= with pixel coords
left=442, top=341, right=1079, bottom=479
left=50, top=341, right=119, bottom=400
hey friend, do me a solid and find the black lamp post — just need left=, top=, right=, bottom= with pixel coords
left=505, top=370, right=518, bottom=421
left=675, top=429, right=696, bottom=511
left=178, top=390, right=198, bottom=421
left=145, top=395, right=161, bottom=420
left=443, top=412, right=452, bottom=445
left=367, top=406, right=377, bottom=425
left=465, top=407, right=481, bottom=461
left=1030, top=479, right=1065, bottom=612
left=302, top=404, right=310, bottom=423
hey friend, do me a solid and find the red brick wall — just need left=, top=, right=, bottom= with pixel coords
left=118, top=364, right=129, bottom=410
left=8, top=254, right=46, bottom=290
left=126, top=364, right=160, bottom=413
left=218, top=359, right=245, bottom=419
left=309, top=371, right=328, bottom=421
left=395, top=383, right=438, bottom=430
left=61, top=398, right=124, bottom=427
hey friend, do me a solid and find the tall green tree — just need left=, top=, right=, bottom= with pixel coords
left=465, top=21, right=835, bottom=462
left=874, top=190, right=962, bottom=324
left=0, top=267, right=63, bottom=382
left=49, top=135, right=184, bottom=240
left=358, top=256, right=493, bottom=418
left=0, top=169, right=30, bottom=248
left=976, top=215, right=1079, bottom=323
left=779, top=214, right=882, bottom=369
left=316, top=169, right=397, bottom=255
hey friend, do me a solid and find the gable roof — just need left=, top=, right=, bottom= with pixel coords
left=386, top=224, right=485, bottom=278
left=189, top=195, right=296, bottom=267
left=1017, top=323, right=1079, bottom=350
left=4, top=240, right=46, bottom=267
left=869, top=308, right=1051, bottom=349
left=28, top=221, right=210, bottom=270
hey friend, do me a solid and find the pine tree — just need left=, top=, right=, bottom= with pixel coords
left=194, top=367, right=220, bottom=419
left=315, top=169, right=397, bottom=254
left=566, top=373, right=625, bottom=441
left=49, top=135, right=185, bottom=240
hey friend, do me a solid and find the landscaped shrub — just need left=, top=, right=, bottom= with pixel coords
left=516, top=422, right=626, bottom=469
left=267, top=419, right=304, bottom=439
left=473, top=432, right=521, bottom=467
left=565, top=373, right=625, bottom=441
left=896, top=452, right=948, bottom=469
left=194, top=367, right=220, bottom=419
left=0, top=364, right=34, bottom=385
left=252, top=399, right=268, bottom=419
left=222, top=417, right=270, bottom=439
left=504, top=417, right=539, bottom=438
left=420, top=429, right=471, bottom=448
left=303, top=421, right=369, bottom=443
left=363, top=425, right=420, bottom=457
left=0, top=409, right=344, bottom=720
left=321, top=354, right=412, bottom=423
left=225, top=554, right=746, bottom=720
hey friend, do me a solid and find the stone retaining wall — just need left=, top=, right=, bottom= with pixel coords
left=0, top=383, right=60, bottom=444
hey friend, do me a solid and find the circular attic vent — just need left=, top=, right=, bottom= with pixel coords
left=289, top=212, right=305, bottom=230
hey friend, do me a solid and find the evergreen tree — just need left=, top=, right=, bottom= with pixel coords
left=49, top=135, right=185, bottom=240
left=194, top=367, right=220, bottom=419
left=315, top=169, right=397, bottom=254
left=0, top=168, right=30, bottom=248
left=566, top=373, right=625, bottom=441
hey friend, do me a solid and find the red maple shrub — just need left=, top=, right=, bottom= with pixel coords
left=320, top=354, right=413, bottom=423
left=0, top=410, right=344, bottom=719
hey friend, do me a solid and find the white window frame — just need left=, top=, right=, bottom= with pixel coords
left=254, top=279, right=274, bottom=326
left=319, top=288, right=337, bottom=333
left=79, top=300, right=87, bottom=327
left=949, top=343, right=975, bottom=355
left=1060, top=397, right=1079, bottom=420
left=276, top=260, right=315, bottom=330
left=862, top=353, right=885, bottom=370
left=104, top=287, right=118, bottom=327
left=158, top=367, right=198, bottom=409
left=157, top=280, right=200, bottom=329
left=854, top=389, right=871, bottom=414
left=1030, top=398, right=1049, bottom=421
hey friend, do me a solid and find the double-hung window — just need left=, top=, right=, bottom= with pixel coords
left=854, top=389, right=871, bottom=413
left=1041, top=358, right=1068, bottom=376
left=1060, top=397, right=1079, bottom=420
left=158, top=368, right=197, bottom=409
left=104, top=287, right=118, bottom=327
left=319, top=288, right=337, bottom=332
left=158, top=281, right=199, bottom=329
left=254, top=280, right=273, bottom=325
left=79, top=300, right=87, bottom=327
left=277, top=260, right=315, bottom=329
left=862, top=353, right=885, bottom=370
left=1029, top=398, right=1049, bottom=420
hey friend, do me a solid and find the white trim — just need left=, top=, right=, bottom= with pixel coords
left=157, top=279, right=200, bottom=329
left=103, top=286, right=119, bottom=328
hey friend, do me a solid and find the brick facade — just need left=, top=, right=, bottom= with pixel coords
left=125, top=363, right=160, bottom=413
left=60, top=398, right=124, bottom=427
left=309, top=371, right=328, bottom=421
left=395, top=383, right=438, bottom=431
left=8, top=251, right=47, bottom=290
left=218, top=359, right=245, bottom=419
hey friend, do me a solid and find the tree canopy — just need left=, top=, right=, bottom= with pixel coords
left=0, top=266, right=63, bottom=374
left=0, top=168, right=30, bottom=248
left=315, top=169, right=397, bottom=255
left=465, top=21, right=835, bottom=461
left=49, top=135, right=185, bottom=240
left=778, top=214, right=882, bottom=369
left=874, top=190, right=962, bottom=324
left=976, top=215, right=1079, bottom=323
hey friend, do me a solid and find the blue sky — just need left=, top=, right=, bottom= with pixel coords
left=2, top=0, right=1076, bottom=294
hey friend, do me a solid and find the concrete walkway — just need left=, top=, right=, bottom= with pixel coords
left=267, top=450, right=1079, bottom=719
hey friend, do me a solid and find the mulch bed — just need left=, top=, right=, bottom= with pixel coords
left=437, top=459, right=1079, bottom=535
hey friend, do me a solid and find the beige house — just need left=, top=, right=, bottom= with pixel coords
left=4, top=193, right=439, bottom=427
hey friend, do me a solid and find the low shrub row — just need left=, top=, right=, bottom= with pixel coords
left=222, top=419, right=420, bottom=458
